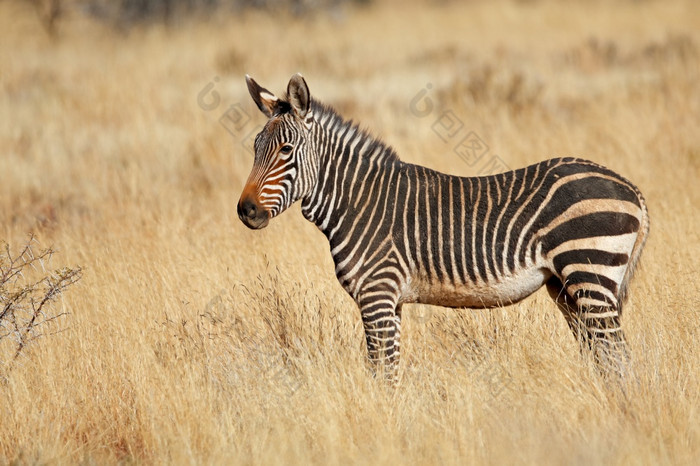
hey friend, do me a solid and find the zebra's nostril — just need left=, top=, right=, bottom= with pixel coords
left=239, top=199, right=258, bottom=220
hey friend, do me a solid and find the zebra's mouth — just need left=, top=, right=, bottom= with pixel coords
left=240, top=215, right=269, bottom=230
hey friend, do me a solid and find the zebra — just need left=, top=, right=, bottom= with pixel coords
left=237, top=73, right=649, bottom=383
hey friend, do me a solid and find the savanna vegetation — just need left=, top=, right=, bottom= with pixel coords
left=1, top=0, right=698, bottom=463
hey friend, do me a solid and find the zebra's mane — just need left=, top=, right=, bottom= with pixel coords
left=309, top=98, right=401, bottom=163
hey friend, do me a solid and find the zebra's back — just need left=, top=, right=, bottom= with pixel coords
left=392, top=157, right=648, bottom=311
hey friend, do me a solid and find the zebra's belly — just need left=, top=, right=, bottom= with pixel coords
left=410, top=267, right=552, bottom=309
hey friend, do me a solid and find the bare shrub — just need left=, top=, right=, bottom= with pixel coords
left=0, top=235, right=82, bottom=373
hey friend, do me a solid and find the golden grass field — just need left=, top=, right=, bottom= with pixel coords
left=1, top=0, right=699, bottom=463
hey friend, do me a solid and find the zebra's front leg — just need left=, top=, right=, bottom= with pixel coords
left=358, top=290, right=402, bottom=385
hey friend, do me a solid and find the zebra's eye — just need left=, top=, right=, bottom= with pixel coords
left=279, top=144, right=294, bottom=156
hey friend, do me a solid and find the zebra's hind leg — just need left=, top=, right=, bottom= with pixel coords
left=580, top=306, right=630, bottom=380
left=358, top=290, right=402, bottom=385
left=546, top=277, right=630, bottom=380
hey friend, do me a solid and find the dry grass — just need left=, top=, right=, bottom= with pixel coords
left=1, top=0, right=699, bottom=464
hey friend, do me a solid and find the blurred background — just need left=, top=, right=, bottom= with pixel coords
left=2, top=0, right=698, bottom=238
left=1, top=0, right=698, bottom=464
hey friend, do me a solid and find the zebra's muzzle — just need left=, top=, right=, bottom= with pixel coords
left=237, top=196, right=270, bottom=230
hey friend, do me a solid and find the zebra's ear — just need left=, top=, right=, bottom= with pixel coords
left=287, top=73, right=310, bottom=119
left=246, top=75, right=280, bottom=118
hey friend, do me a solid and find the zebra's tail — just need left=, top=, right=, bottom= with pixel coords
left=618, top=184, right=650, bottom=310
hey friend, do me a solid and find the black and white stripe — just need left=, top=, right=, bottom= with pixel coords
left=238, top=74, right=649, bottom=382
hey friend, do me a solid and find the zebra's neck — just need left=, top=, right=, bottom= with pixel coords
left=300, top=100, right=402, bottom=241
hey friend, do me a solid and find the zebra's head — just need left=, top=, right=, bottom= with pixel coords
left=238, top=73, right=317, bottom=230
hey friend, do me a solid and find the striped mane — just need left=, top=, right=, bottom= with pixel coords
left=309, top=99, right=401, bottom=163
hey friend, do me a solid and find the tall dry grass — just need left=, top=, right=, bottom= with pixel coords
left=1, top=0, right=699, bottom=464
